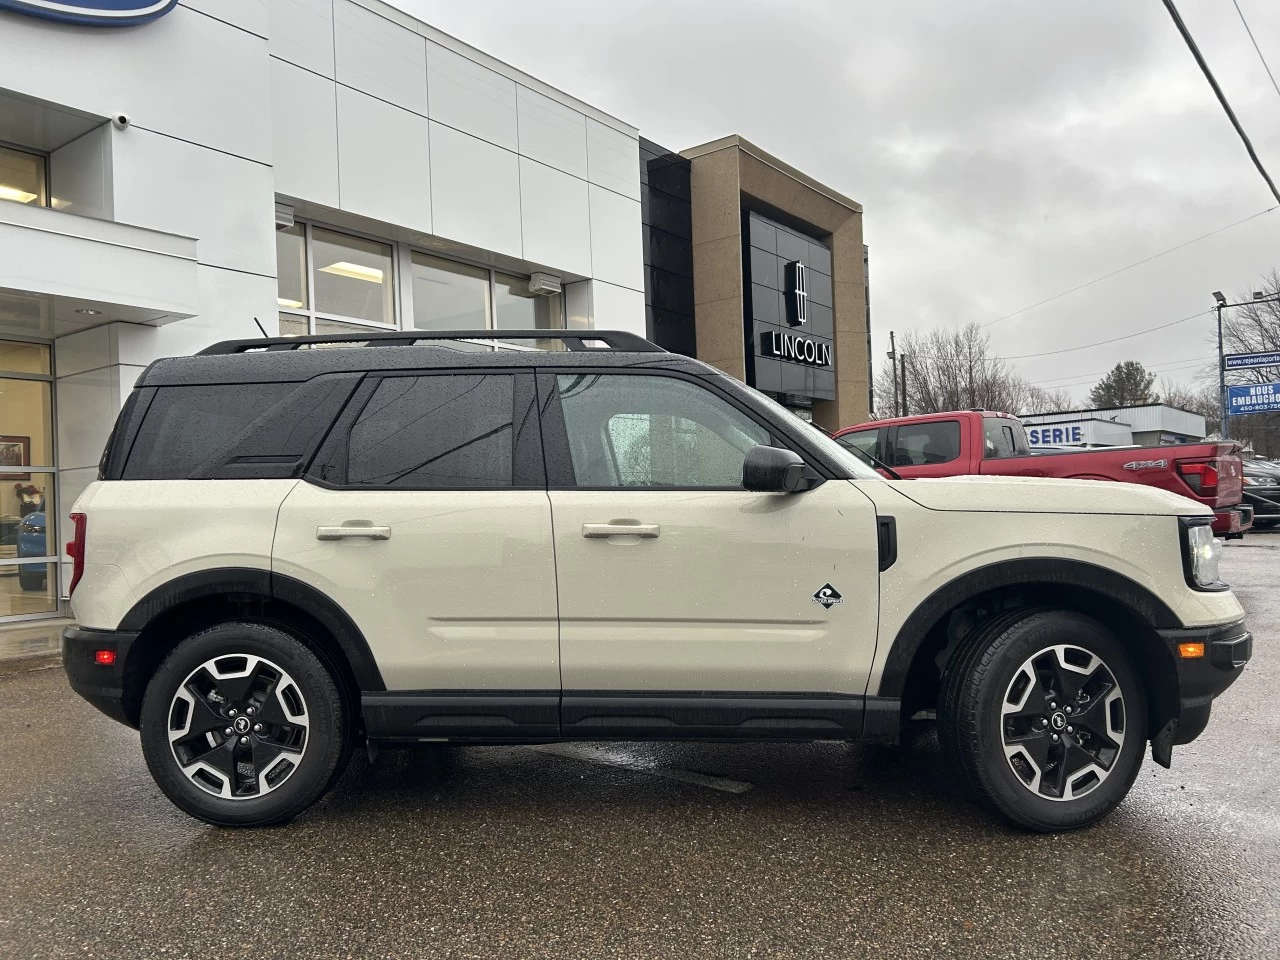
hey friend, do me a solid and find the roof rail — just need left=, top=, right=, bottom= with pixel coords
left=198, top=329, right=666, bottom=356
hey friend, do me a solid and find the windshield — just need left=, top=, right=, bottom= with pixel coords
left=733, top=384, right=882, bottom=480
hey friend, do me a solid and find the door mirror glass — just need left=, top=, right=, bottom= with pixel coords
left=743, top=445, right=807, bottom=493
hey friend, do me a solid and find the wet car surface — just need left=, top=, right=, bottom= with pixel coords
left=1, top=540, right=1277, bottom=960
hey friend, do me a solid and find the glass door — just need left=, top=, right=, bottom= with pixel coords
left=0, top=339, right=58, bottom=620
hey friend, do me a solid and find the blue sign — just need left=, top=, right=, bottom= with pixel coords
left=0, top=0, right=178, bottom=26
left=1228, top=382, right=1280, bottom=415
left=1225, top=351, right=1280, bottom=371
left=1028, top=425, right=1084, bottom=446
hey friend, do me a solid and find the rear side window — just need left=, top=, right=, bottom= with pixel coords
left=123, top=383, right=293, bottom=480
left=891, top=420, right=960, bottom=466
left=984, top=418, right=1030, bottom=459
left=346, top=374, right=515, bottom=487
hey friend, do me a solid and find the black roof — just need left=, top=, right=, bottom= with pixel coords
left=141, top=330, right=715, bottom=387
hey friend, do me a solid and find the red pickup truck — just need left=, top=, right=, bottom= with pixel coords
left=833, top=410, right=1251, bottom=537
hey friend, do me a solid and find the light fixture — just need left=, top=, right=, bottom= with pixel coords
left=0, top=184, right=38, bottom=204
left=319, top=261, right=384, bottom=283
left=276, top=297, right=304, bottom=309
left=1212, top=291, right=1226, bottom=305
left=74, top=308, right=101, bottom=316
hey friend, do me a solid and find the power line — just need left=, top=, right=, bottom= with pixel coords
left=1162, top=0, right=1280, bottom=204
left=1004, top=309, right=1211, bottom=360
left=981, top=205, right=1277, bottom=329
left=1232, top=0, right=1280, bottom=103
left=1034, top=354, right=1214, bottom=386
left=1037, top=359, right=1213, bottom=391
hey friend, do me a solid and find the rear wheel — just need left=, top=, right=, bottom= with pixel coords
left=139, top=622, right=348, bottom=827
left=939, top=610, right=1147, bottom=831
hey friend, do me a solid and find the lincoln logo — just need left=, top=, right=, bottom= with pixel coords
left=761, top=331, right=831, bottom=367
left=785, top=261, right=808, bottom=326
left=0, top=0, right=178, bottom=26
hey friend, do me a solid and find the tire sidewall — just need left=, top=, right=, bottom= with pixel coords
left=140, top=622, right=346, bottom=827
left=971, top=612, right=1148, bottom=831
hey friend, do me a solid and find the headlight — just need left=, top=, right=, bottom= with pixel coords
left=1243, top=476, right=1258, bottom=486
left=1182, top=519, right=1225, bottom=590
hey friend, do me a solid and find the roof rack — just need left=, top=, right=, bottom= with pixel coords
left=198, top=329, right=666, bottom=356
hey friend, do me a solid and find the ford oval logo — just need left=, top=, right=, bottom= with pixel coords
left=0, top=0, right=179, bottom=27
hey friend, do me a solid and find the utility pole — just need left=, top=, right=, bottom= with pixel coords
left=1214, top=292, right=1227, bottom=440
left=887, top=331, right=899, bottom=417
left=900, top=352, right=909, bottom=417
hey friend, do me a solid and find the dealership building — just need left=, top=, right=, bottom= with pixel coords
left=0, top=0, right=870, bottom=623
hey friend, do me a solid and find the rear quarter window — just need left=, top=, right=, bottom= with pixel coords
left=892, top=420, right=960, bottom=466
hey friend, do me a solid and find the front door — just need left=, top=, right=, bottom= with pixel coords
left=540, top=371, right=881, bottom=738
left=272, top=370, right=559, bottom=734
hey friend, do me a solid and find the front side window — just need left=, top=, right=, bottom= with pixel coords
left=346, top=375, right=514, bottom=487
left=556, top=374, right=769, bottom=488
left=892, top=420, right=960, bottom=466
left=836, top=428, right=881, bottom=466
left=311, top=228, right=394, bottom=326
left=0, top=145, right=47, bottom=207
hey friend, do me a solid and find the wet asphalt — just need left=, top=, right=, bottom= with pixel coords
left=1, top=541, right=1277, bottom=960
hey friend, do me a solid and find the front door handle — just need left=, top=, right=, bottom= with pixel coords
left=582, top=520, right=660, bottom=539
left=317, top=520, right=392, bottom=541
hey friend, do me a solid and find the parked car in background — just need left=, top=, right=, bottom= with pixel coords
left=17, top=509, right=47, bottom=591
left=834, top=410, right=1252, bottom=538
left=1243, top=460, right=1280, bottom=530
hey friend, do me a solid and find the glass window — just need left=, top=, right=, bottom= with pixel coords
left=276, top=224, right=308, bottom=311
left=124, top=383, right=293, bottom=480
left=312, top=228, right=394, bottom=326
left=556, top=374, right=769, bottom=488
left=0, top=379, right=53, bottom=468
left=0, top=561, right=57, bottom=617
left=891, top=420, right=961, bottom=466
left=410, top=253, right=490, bottom=330
left=0, top=146, right=46, bottom=207
left=836, top=428, right=881, bottom=466
left=347, top=375, right=514, bottom=487
left=0, top=341, right=51, bottom=375
left=494, top=273, right=564, bottom=330
left=278, top=313, right=308, bottom=337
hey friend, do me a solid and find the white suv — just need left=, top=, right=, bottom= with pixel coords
left=62, top=330, right=1251, bottom=831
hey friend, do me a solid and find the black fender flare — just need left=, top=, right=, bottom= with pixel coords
left=118, top=567, right=385, bottom=691
left=876, top=558, right=1182, bottom=699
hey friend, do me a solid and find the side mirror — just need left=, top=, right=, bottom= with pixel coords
left=743, top=445, right=808, bottom=493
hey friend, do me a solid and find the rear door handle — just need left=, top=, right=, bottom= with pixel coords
left=582, top=521, right=661, bottom=539
left=317, top=521, right=392, bottom=541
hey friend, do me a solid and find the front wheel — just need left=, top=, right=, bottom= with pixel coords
left=939, top=610, right=1147, bottom=831
left=139, top=622, right=348, bottom=827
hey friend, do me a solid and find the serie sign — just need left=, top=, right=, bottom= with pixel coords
left=0, top=0, right=178, bottom=26
left=1225, top=351, right=1280, bottom=371
left=761, top=331, right=832, bottom=367
left=1028, top=425, right=1083, bottom=446
left=1227, top=382, right=1280, bottom=415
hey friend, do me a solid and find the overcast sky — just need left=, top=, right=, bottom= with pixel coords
left=393, top=0, right=1280, bottom=401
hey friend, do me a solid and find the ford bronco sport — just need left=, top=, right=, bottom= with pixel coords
left=62, top=330, right=1251, bottom=831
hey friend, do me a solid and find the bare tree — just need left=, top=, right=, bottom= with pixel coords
left=1217, top=269, right=1280, bottom=454
left=1158, top=377, right=1218, bottom=421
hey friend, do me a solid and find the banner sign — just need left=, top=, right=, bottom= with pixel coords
left=0, top=1, right=178, bottom=27
left=1227, top=382, right=1280, bottom=416
left=1225, top=351, right=1280, bottom=371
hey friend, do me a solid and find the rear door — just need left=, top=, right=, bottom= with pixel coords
left=540, top=370, right=881, bottom=738
left=272, top=370, right=559, bottom=730
left=885, top=418, right=965, bottom=477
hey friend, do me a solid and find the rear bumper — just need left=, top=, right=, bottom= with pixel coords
left=62, top=625, right=139, bottom=727
left=1158, top=619, right=1251, bottom=746
left=1212, top=506, right=1252, bottom=536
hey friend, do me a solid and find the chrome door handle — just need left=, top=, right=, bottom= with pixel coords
left=316, top=521, right=392, bottom=541
left=582, top=521, right=660, bottom=539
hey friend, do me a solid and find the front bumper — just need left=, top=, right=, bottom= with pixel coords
left=1244, top=487, right=1280, bottom=519
left=1155, top=619, right=1251, bottom=752
left=62, top=625, right=140, bottom=727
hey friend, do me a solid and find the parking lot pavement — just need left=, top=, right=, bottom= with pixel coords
left=2, top=541, right=1277, bottom=960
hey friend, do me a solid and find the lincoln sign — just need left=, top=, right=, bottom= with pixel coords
left=761, top=331, right=832, bottom=367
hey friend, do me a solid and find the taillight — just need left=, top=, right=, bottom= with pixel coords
left=1177, top=459, right=1219, bottom=497
left=66, top=512, right=87, bottom=596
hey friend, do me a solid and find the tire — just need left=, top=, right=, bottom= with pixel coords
left=139, top=621, right=348, bottom=827
left=17, top=570, right=45, bottom=592
left=938, top=609, right=1147, bottom=832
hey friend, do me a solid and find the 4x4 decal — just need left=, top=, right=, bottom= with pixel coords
left=812, top=584, right=844, bottom=609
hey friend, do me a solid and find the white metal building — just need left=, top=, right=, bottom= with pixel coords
left=1022, top=404, right=1207, bottom=449
left=0, top=0, right=648, bottom=621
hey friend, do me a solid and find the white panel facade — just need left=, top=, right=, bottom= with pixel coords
left=270, top=58, right=340, bottom=206
left=590, top=280, right=646, bottom=336
left=588, top=185, right=645, bottom=291
left=55, top=366, right=117, bottom=472
left=586, top=118, right=642, bottom=201
left=49, top=126, right=113, bottom=221
left=268, top=0, right=335, bottom=76
left=337, top=86, right=431, bottom=232
left=112, top=128, right=276, bottom=277
left=518, top=158, right=591, bottom=276
left=52, top=326, right=111, bottom=379
left=180, top=0, right=267, bottom=37
left=334, top=0, right=428, bottom=115
left=427, top=42, right=518, bottom=151
left=429, top=122, right=522, bottom=258
left=516, top=86, right=588, bottom=179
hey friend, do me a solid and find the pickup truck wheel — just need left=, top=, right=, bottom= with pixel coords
left=939, top=610, right=1147, bottom=832
left=139, top=622, right=347, bottom=827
